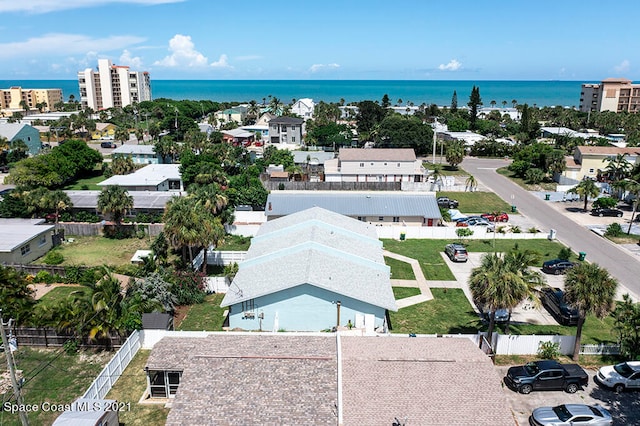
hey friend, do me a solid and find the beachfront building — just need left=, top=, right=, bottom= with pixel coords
left=290, top=98, right=315, bottom=120
left=323, top=148, right=426, bottom=182
left=214, top=106, right=247, bottom=127
left=78, top=59, right=151, bottom=111
left=579, top=78, right=640, bottom=113
left=0, top=87, right=62, bottom=116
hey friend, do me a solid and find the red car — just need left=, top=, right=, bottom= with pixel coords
left=481, top=212, right=509, bottom=222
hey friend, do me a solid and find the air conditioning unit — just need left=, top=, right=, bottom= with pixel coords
left=243, top=311, right=255, bottom=319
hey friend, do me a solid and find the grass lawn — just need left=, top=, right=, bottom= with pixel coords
left=63, top=169, right=105, bottom=190
left=42, top=235, right=151, bottom=267
left=497, top=166, right=557, bottom=191
left=385, top=256, right=415, bottom=280
left=392, top=287, right=421, bottom=299
left=423, top=163, right=471, bottom=176
left=1, top=347, right=112, bottom=426
left=36, top=286, right=81, bottom=307
left=217, top=234, right=251, bottom=251
left=177, top=293, right=226, bottom=331
left=436, top=191, right=513, bottom=213
left=106, top=350, right=169, bottom=426
left=606, top=233, right=640, bottom=244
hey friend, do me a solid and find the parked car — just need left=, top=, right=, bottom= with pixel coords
left=595, top=361, right=640, bottom=393
left=542, top=259, right=576, bottom=275
left=591, top=208, right=623, bottom=217
left=481, top=212, right=509, bottom=222
left=529, top=404, right=612, bottom=426
left=540, top=287, right=579, bottom=326
left=504, top=360, right=589, bottom=394
left=100, top=141, right=116, bottom=148
left=481, top=307, right=509, bottom=323
left=437, top=196, right=459, bottom=209
left=444, top=243, right=468, bottom=262
left=453, top=215, right=482, bottom=223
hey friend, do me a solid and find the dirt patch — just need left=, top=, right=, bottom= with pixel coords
left=173, top=305, right=189, bottom=328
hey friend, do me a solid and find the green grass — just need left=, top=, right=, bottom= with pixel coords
left=43, top=235, right=151, bottom=267
left=177, top=293, right=227, bottom=331
left=217, top=234, right=251, bottom=251
left=496, top=166, right=557, bottom=191
left=63, top=169, right=105, bottom=190
left=504, top=314, right=617, bottom=344
left=392, top=287, right=421, bottom=299
left=37, top=286, right=81, bottom=308
left=437, top=191, right=513, bottom=213
left=1, top=347, right=112, bottom=426
left=423, top=163, right=471, bottom=176
left=106, top=349, right=169, bottom=426
left=385, top=256, right=415, bottom=280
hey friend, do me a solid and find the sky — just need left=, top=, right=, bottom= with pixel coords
left=0, top=0, right=639, bottom=81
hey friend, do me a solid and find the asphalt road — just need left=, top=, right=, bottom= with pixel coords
left=461, top=156, right=640, bottom=299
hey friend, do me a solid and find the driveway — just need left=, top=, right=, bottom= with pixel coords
left=462, top=157, right=640, bottom=300
left=497, top=365, right=640, bottom=425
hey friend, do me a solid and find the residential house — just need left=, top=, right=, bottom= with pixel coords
left=265, top=191, right=442, bottom=226
left=560, top=145, right=640, bottom=183
left=290, top=98, right=315, bottom=121
left=268, top=116, right=304, bottom=145
left=0, top=122, right=42, bottom=155
left=292, top=150, right=336, bottom=181
left=90, top=123, right=117, bottom=140
left=112, top=144, right=161, bottom=164
left=437, top=130, right=485, bottom=147
left=221, top=207, right=397, bottom=332
left=324, top=148, right=427, bottom=182
left=221, top=128, right=255, bottom=146
left=0, top=218, right=54, bottom=264
left=213, top=106, right=247, bottom=127
left=143, top=333, right=513, bottom=426
left=65, top=190, right=180, bottom=216
left=98, top=164, right=183, bottom=191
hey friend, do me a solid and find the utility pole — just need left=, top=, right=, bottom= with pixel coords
left=0, top=309, right=29, bottom=425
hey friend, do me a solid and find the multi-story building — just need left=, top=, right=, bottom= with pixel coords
left=268, top=116, right=304, bottom=145
left=579, top=78, right=640, bottom=113
left=0, top=87, right=62, bottom=114
left=324, top=148, right=427, bottom=183
left=78, top=59, right=151, bottom=111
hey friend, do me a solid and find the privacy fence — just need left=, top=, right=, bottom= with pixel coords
left=12, top=326, right=128, bottom=349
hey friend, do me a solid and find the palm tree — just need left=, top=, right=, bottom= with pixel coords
left=465, top=175, right=478, bottom=192
left=469, top=253, right=530, bottom=345
left=564, top=262, right=618, bottom=360
left=567, top=178, right=600, bottom=212
left=269, top=97, right=282, bottom=116
left=429, top=164, right=444, bottom=190
left=97, top=185, right=133, bottom=227
left=445, top=141, right=465, bottom=169
left=604, top=153, right=632, bottom=182
left=114, top=127, right=129, bottom=145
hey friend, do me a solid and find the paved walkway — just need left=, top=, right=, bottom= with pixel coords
left=384, top=250, right=435, bottom=308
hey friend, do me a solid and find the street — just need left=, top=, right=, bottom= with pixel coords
left=461, top=157, right=640, bottom=300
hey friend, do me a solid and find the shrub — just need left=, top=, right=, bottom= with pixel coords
left=34, top=271, right=53, bottom=284
left=171, top=270, right=206, bottom=305
left=605, top=222, right=623, bottom=237
left=59, top=212, right=73, bottom=222
left=524, top=167, right=545, bottom=184
left=557, top=247, right=572, bottom=260
left=537, top=341, right=561, bottom=359
left=80, top=184, right=89, bottom=190
left=497, top=226, right=508, bottom=234
left=511, top=225, right=521, bottom=233
left=42, top=249, right=64, bottom=265
left=592, top=196, right=618, bottom=209
left=63, top=339, right=79, bottom=355
left=508, top=160, right=530, bottom=178
left=278, top=183, right=285, bottom=190
left=74, top=211, right=100, bottom=223
left=527, top=227, right=539, bottom=233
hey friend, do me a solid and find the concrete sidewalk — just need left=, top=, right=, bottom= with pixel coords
left=384, top=250, right=434, bottom=308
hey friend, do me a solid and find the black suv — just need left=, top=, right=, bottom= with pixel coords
left=100, top=141, right=116, bottom=148
left=591, top=208, right=623, bottom=217
left=540, top=287, right=579, bottom=325
left=542, top=258, right=575, bottom=275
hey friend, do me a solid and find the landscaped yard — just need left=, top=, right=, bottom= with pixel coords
left=37, top=235, right=151, bottom=267
left=1, top=347, right=112, bottom=426
left=436, top=191, right=514, bottom=213
left=176, top=293, right=226, bottom=331
left=63, top=168, right=105, bottom=190
left=392, top=286, right=421, bottom=299
left=496, top=166, right=557, bottom=191
left=385, top=256, right=415, bottom=280
left=217, top=234, right=251, bottom=251
left=36, top=285, right=81, bottom=307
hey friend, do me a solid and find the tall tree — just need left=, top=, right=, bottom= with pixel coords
left=0, top=265, right=36, bottom=324
left=97, top=185, right=133, bottom=227
left=467, top=85, right=482, bottom=130
left=567, top=178, right=600, bottom=212
left=564, top=262, right=618, bottom=360
left=381, top=94, right=391, bottom=109
left=445, top=141, right=465, bottom=169
left=450, top=91, right=458, bottom=113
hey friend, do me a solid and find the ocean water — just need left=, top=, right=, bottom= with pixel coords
left=0, top=79, right=597, bottom=108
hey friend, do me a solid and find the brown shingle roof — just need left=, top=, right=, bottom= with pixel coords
left=577, top=146, right=640, bottom=156
left=339, top=148, right=416, bottom=162
left=340, top=336, right=514, bottom=426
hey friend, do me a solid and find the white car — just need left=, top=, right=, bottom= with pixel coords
left=596, top=361, right=640, bottom=393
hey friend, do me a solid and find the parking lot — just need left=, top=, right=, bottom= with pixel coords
left=497, top=365, right=640, bottom=425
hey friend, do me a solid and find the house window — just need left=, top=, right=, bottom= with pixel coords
left=357, top=216, right=365, bottom=221
left=397, top=163, right=401, bottom=167
left=20, top=244, right=31, bottom=256
left=292, top=137, right=296, bottom=143
left=360, top=163, right=364, bottom=167
left=38, top=235, right=47, bottom=246
left=393, top=217, right=400, bottom=223
left=384, top=162, right=387, bottom=166
left=148, top=370, right=182, bottom=398
left=242, top=300, right=255, bottom=318
left=291, top=126, right=296, bottom=130
left=378, top=216, right=384, bottom=221
left=589, top=168, right=594, bottom=173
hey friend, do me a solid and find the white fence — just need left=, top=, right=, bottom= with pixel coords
left=204, top=276, right=230, bottom=293
left=207, top=250, right=247, bottom=266
left=375, top=226, right=549, bottom=240
left=82, top=330, right=141, bottom=400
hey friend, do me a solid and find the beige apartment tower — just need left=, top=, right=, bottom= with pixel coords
left=78, top=59, right=151, bottom=111
left=579, top=78, right=640, bottom=113
left=0, top=87, right=62, bottom=113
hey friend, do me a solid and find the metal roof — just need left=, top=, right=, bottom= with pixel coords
left=266, top=191, right=441, bottom=219
left=291, top=150, right=335, bottom=165
left=112, top=144, right=156, bottom=155
left=65, top=190, right=181, bottom=210
left=98, top=164, right=181, bottom=187
left=0, top=219, right=54, bottom=252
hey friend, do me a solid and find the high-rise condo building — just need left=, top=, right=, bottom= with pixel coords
left=579, top=78, right=640, bottom=113
left=78, top=59, right=151, bottom=111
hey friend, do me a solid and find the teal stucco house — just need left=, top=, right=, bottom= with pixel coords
left=221, top=207, right=397, bottom=332
left=0, top=122, right=41, bottom=155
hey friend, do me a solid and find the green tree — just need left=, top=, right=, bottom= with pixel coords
left=564, top=262, right=618, bottom=360
left=450, top=90, right=458, bottom=113
left=525, top=167, right=545, bottom=184
left=381, top=94, right=391, bottom=109
left=467, top=86, right=482, bottom=130
left=612, top=294, right=640, bottom=360
left=376, top=115, right=433, bottom=155
left=604, top=153, right=632, bottom=182
left=465, top=175, right=478, bottom=192
left=567, top=178, right=600, bottom=212
left=114, top=127, right=129, bottom=145
left=97, top=185, right=134, bottom=226
left=0, top=265, right=36, bottom=324
left=445, top=141, right=465, bottom=169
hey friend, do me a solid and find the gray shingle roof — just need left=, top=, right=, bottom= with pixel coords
left=339, top=148, right=416, bottom=162
left=266, top=191, right=441, bottom=219
left=65, top=190, right=181, bottom=210
left=269, top=116, right=304, bottom=125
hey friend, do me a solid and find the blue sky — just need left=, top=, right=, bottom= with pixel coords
left=1, top=0, right=638, bottom=81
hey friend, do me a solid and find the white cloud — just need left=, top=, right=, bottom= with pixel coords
left=120, top=49, right=143, bottom=69
left=309, top=63, right=340, bottom=73
left=614, top=59, right=631, bottom=74
left=154, top=34, right=208, bottom=67
left=211, top=54, right=232, bottom=69
left=438, top=59, right=462, bottom=71
left=0, top=33, right=145, bottom=59
left=0, top=0, right=184, bottom=14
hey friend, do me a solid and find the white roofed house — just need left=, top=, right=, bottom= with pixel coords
left=290, top=98, right=315, bottom=121
left=324, top=148, right=426, bottom=182
left=97, top=164, right=183, bottom=192
left=111, top=144, right=161, bottom=164
left=0, top=219, right=55, bottom=264
left=221, top=207, right=397, bottom=332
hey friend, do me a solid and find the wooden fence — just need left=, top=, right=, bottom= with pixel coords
left=261, top=180, right=401, bottom=191
left=3, top=263, right=84, bottom=277
left=12, top=326, right=128, bottom=349
left=57, top=222, right=164, bottom=237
